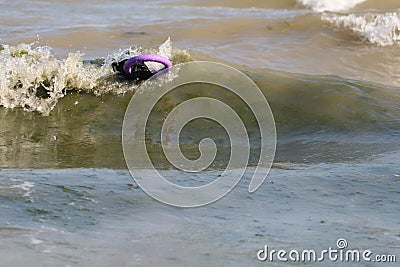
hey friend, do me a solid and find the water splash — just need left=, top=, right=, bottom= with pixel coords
left=0, top=38, right=191, bottom=115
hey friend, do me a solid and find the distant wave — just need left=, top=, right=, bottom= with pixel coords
left=322, top=11, right=400, bottom=46
left=297, top=0, right=366, bottom=12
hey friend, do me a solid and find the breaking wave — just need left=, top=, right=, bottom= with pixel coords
left=322, top=11, right=400, bottom=46
left=0, top=38, right=191, bottom=115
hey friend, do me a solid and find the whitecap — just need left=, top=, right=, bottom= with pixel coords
left=298, top=0, right=366, bottom=12
left=10, top=181, right=35, bottom=197
left=322, top=11, right=400, bottom=46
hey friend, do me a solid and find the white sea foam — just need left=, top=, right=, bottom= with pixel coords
left=297, top=0, right=366, bottom=12
left=30, top=237, right=44, bottom=245
left=10, top=181, right=35, bottom=197
left=322, top=12, right=400, bottom=46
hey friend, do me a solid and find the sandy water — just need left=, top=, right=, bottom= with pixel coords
left=0, top=0, right=400, bottom=266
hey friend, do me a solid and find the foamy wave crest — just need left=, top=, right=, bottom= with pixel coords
left=0, top=38, right=190, bottom=115
left=297, top=0, right=366, bottom=12
left=322, top=12, right=400, bottom=46
left=0, top=44, right=110, bottom=115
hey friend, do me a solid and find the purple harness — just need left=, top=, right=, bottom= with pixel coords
left=123, top=54, right=172, bottom=77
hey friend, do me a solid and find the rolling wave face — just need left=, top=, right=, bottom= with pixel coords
left=322, top=11, right=400, bottom=46
left=148, top=69, right=400, bottom=136
left=0, top=64, right=398, bottom=169
left=0, top=41, right=398, bottom=133
left=0, top=39, right=191, bottom=115
left=255, top=73, right=400, bottom=133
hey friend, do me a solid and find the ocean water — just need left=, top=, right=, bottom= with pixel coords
left=0, top=0, right=399, bottom=266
